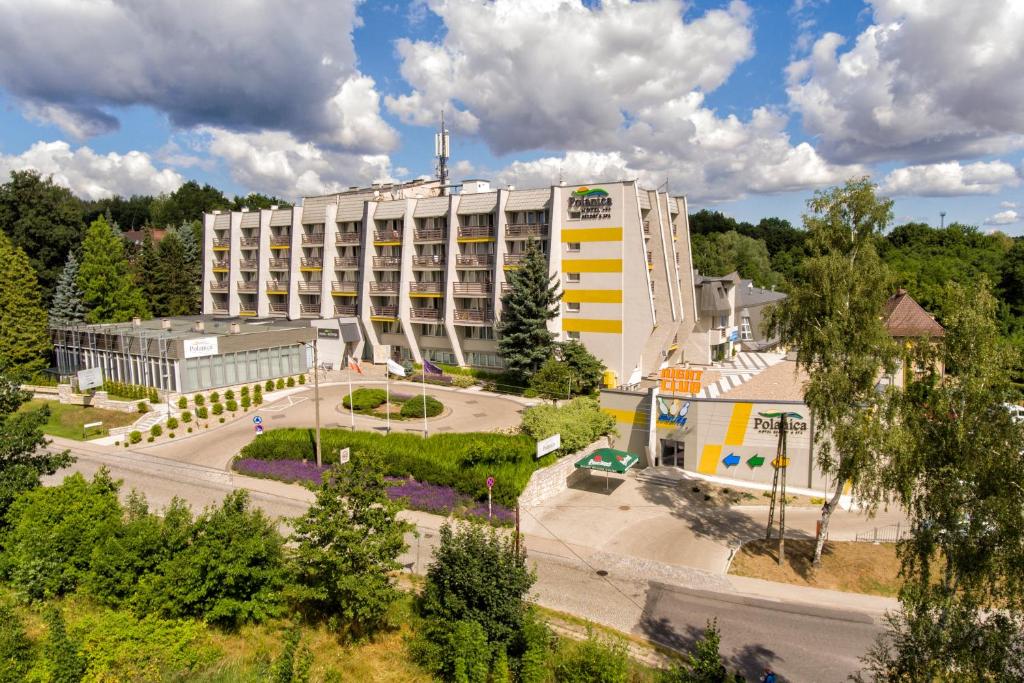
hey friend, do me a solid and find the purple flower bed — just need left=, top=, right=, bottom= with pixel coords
left=386, top=478, right=464, bottom=515
left=466, top=501, right=516, bottom=524
left=234, top=458, right=328, bottom=484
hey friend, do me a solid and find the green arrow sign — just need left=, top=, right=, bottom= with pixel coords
left=747, top=454, right=765, bottom=468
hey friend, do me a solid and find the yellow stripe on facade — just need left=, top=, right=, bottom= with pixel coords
left=331, top=291, right=358, bottom=297
left=562, top=259, right=622, bottom=273
left=269, top=244, right=290, bottom=250
left=373, top=240, right=402, bottom=247
left=299, top=266, right=322, bottom=272
left=562, top=289, right=623, bottom=304
left=562, top=318, right=622, bottom=334
left=370, top=315, right=397, bottom=322
left=238, top=311, right=256, bottom=317
left=724, top=402, right=753, bottom=445
left=698, top=444, right=722, bottom=474
left=409, top=292, right=443, bottom=298
left=456, top=237, right=496, bottom=244
left=561, top=227, right=623, bottom=242
left=266, top=290, right=287, bottom=295
left=601, top=408, right=647, bottom=425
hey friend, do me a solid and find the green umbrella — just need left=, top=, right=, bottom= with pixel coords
left=574, top=448, right=639, bottom=490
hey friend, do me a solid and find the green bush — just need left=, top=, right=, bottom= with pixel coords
left=194, top=394, right=205, bottom=407
left=521, top=398, right=615, bottom=457
left=286, top=376, right=295, bottom=387
left=225, top=389, right=235, bottom=401
left=241, top=396, right=251, bottom=409
left=167, top=417, right=179, bottom=430
left=226, top=399, right=238, bottom=412
left=196, top=406, right=208, bottom=420
left=147, top=436, right=154, bottom=442
left=177, top=396, right=188, bottom=409
left=239, top=429, right=538, bottom=506
left=400, top=395, right=444, bottom=418
left=265, top=380, right=275, bottom=392
left=298, top=374, right=306, bottom=385
left=102, top=381, right=149, bottom=400
left=150, top=424, right=162, bottom=437
left=254, top=392, right=263, bottom=406
left=210, top=391, right=220, bottom=403
left=451, top=374, right=476, bottom=389
left=148, top=388, right=159, bottom=404
left=276, top=378, right=285, bottom=390
left=551, top=632, right=629, bottom=683
left=240, top=385, right=250, bottom=397
left=342, top=388, right=387, bottom=411
left=137, top=401, right=148, bottom=414
left=0, top=602, right=33, bottom=682
left=43, top=606, right=86, bottom=683
left=129, top=431, right=142, bottom=444
left=182, top=411, right=192, bottom=423
left=212, top=403, right=224, bottom=416
left=219, top=417, right=225, bottom=423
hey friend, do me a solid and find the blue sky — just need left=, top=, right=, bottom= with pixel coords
left=0, top=0, right=1022, bottom=231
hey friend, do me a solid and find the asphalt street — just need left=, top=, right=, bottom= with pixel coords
left=45, top=441, right=883, bottom=682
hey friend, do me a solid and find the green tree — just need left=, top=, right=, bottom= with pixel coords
left=81, top=194, right=154, bottom=232
left=0, top=375, right=72, bottom=528
left=768, top=178, right=897, bottom=566
left=498, top=240, right=561, bottom=379
left=136, top=228, right=161, bottom=313
left=662, top=619, right=743, bottom=682
left=79, top=216, right=149, bottom=323
left=232, top=193, right=292, bottom=211
left=0, top=601, right=33, bottom=682
left=289, top=456, right=412, bottom=639
left=858, top=282, right=1024, bottom=680
left=691, top=230, right=782, bottom=288
left=0, top=170, right=85, bottom=298
left=49, top=250, right=87, bottom=327
left=556, top=340, right=605, bottom=395
left=43, top=606, right=86, bottom=683
left=150, top=181, right=228, bottom=227
left=153, top=229, right=199, bottom=315
left=0, top=231, right=51, bottom=379
left=529, top=356, right=572, bottom=402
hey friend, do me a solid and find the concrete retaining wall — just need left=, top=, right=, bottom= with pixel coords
left=519, top=438, right=607, bottom=508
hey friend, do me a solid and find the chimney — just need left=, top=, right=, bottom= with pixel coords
left=212, top=210, right=221, bottom=215
left=193, top=320, right=205, bottom=333
left=559, top=179, right=567, bottom=186
left=229, top=322, right=241, bottom=335
left=132, top=317, right=141, bottom=327
left=161, top=318, right=171, bottom=330
left=270, top=205, right=279, bottom=210
left=240, top=206, right=250, bottom=213
left=507, top=184, right=516, bottom=191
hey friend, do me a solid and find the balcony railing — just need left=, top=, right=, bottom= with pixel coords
left=409, top=282, right=442, bottom=294
left=209, top=280, right=229, bottom=292
left=414, top=228, right=446, bottom=241
left=332, top=281, right=358, bottom=293
left=374, top=229, right=402, bottom=242
left=212, top=238, right=231, bottom=248
left=412, top=254, right=445, bottom=268
left=410, top=308, right=442, bottom=321
left=300, top=257, right=323, bottom=268
left=297, top=281, right=322, bottom=293
left=270, top=234, right=291, bottom=247
left=372, top=256, right=401, bottom=269
left=456, top=254, right=493, bottom=268
left=643, top=220, right=650, bottom=236
left=458, top=226, right=494, bottom=239
left=503, top=253, right=524, bottom=267
left=301, top=232, right=325, bottom=245
left=211, top=301, right=228, bottom=312
left=369, top=281, right=399, bottom=294
left=334, top=256, right=360, bottom=268
left=239, top=259, right=258, bottom=270
left=334, top=303, right=357, bottom=316
left=453, top=282, right=492, bottom=296
left=269, top=258, right=290, bottom=270
left=236, top=280, right=258, bottom=292
left=269, top=301, right=288, bottom=314
left=335, top=232, right=360, bottom=244
left=501, top=282, right=512, bottom=294
left=211, top=260, right=229, bottom=270
left=453, top=309, right=493, bottom=324
left=371, top=305, right=398, bottom=317
left=505, top=223, right=549, bottom=238
left=265, top=280, right=288, bottom=292
left=239, top=305, right=256, bottom=314
left=240, top=236, right=260, bottom=247
left=300, top=304, right=321, bottom=317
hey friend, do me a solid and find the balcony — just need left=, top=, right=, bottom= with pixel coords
left=300, top=257, right=323, bottom=269
left=331, top=281, right=358, bottom=294
left=239, top=304, right=256, bottom=316
left=643, top=220, right=651, bottom=236
left=334, top=303, right=357, bottom=316
left=336, top=232, right=360, bottom=244
left=301, top=232, right=325, bottom=245
left=369, top=281, right=399, bottom=294
left=453, top=282, right=492, bottom=296
left=374, top=229, right=402, bottom=243
left=458, top=226, right=495, bottom=240
left=212, top=238, right=230, bottom=249
left=414, top=228, right=446, bottom=242
left=269, top=258, right=290, bottom=270
left=211, top=260, right=229, bottom=271
left=371, top=305, right=398, bottom=318
left=236, top=280, right=257, bottom=292
left=269, top=301, right=288, bottom=315
left=409, top=282, right=443, bottom=294
left=453, top=309, right=493, bottom=325
left=239, top=259, right=258, bottom=270
left=265, top=280, right=288, bottom=293
left=334, top=256, right=360, bottom=269
left=270, top=234, right=291, bottom=247
left=503, top=253, right=524, bottom=268
left=505, top=223, right=548, bottom=239
left=300, top=304, right=321, bottom=318
left=372, top=256, right=401, bottom=269
left=501, top=282, right=512, bottom=294
left=209, top=280, right=229, bottom=292
left=210, top=300, right=228, bottom=312
left=410, top=307, right=442, bottom=321
left=240, top=236, right=260, bottom=248
left=297, top=281, right=322, bottom=293
left=455, top=254, right=493, bottom=268
left=412, top=254, right=445, bottom=268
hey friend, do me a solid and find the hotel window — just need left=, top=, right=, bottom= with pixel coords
left=567, top=331, right=581, bottom=341
left=567, top=302, right=580, bottom=313
left=567, top=242, right=581, bottom=252
left=740, top=316, right=753, bottom=341
left=717, top=314, right=729, bottom=329
left=567, top=272, right=580, bottom=283
left=465, top=326, right=495, bottom=340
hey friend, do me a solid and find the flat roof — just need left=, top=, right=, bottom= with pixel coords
left=718, top=359, right=808, bottom=402
left=52, top=315, right=315, bottom=341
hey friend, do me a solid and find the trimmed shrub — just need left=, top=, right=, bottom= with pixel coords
left=276, top=378, right=285, bottom=390
left=129, top=430, right=142, bottom=444
left=148, top=388, right=159, bottom=404
left=123, top=441, right=129, bottom=448
left=225, top=389, right=235, bottom=401
left=265, top=380, right=274, bottom=392
left=298, top=374, right=306, bottom=385
left=210, top=391, right=220, bottom=404
left=286, top=376, right=295, bottom=387
left=187, top=427, right=193, bottom=433
left=225, top=399, right=238, bottom=412
left=194, top=394, right=205, bottom=406
left=177, top=396, right=188, bottom=409
left=343, top=388, right=388, bottom=411
left=521, top=398, right=615, bottom=457
left=212, top=403, right=224, bottom=416
left=181, top=411, right=192, bottom=423
left=241, top=395, right=251, bottom=409
left=150, top=424, right=162, bottom=438
left=168, top=433, right=175, bottom=439
left=166, top=417, right=179, bottom=430
left=147, top=437, right=154, bottom=443
left=137, top=401, right=148, bottom=414
left=400, top=395, right=444, bottom=418
left=196, top=406, right=208, bottom=420
left=218, top=417, right=225, bottom=423
left=240, top=385, right=250, bottom=397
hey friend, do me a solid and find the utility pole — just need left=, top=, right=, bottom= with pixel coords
left=313, top=338, right=322, bottom=468
left=765, top=412, right=789, bottom=565
left=940, top=211, right=947, bottom=229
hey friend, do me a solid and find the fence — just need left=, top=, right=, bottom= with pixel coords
left=854, top=523, right=910, bottom=543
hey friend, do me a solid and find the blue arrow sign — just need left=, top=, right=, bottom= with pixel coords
left=252, top=415, right=263, bottom=425
left=722, top=453, right=740, bottom=467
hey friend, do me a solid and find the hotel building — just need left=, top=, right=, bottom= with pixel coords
left=202, top=178, right=711, bottom=384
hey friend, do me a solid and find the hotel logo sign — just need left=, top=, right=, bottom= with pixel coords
left=183, top=336, right=219, bottom=359
left=753, top=410, right=808, bottom=436
left=568, top=187, right=612, bottom=220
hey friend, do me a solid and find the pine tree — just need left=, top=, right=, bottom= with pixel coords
left=497, top=240, right=561, bottom=379
left=136, top=228, right=161, bottom=314
left=0, top=232, right=51, bottom=380
left=78, top=216, right=149, bottom=323
left=154, top=230, right=199, bottom=315
left=48, top=251, right=86, bottom=327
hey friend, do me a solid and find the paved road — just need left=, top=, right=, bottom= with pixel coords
left=46, top=441, right=883, bottom=681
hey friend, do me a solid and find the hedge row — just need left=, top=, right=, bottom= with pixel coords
left=239, top=429, right=544, bottom=506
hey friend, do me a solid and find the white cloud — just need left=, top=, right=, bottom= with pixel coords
left=1001, top=201, right=1019, bottom=209
left=0, top=0, right=396, bottom=152
left=881, top=161, right=1021, bottom=197
left=388, top=0, right=860, bottom=202
left=199, top=127, right=394, bottom=199
left=985, top=209, right=1019, bottom=226
left=0, top=140, right=183, bottom=200
left=787, top=0, right=1024, bottom=163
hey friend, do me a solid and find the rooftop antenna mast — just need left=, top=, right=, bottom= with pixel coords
left=435, top=111, right=450, bottom=196
left=940, top=211, right=947, bottom=229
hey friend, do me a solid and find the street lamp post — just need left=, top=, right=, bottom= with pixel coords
left=300, top=338, right=323, bottom=468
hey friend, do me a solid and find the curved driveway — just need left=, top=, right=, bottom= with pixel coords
left=137, top=380, right=533, bottom=469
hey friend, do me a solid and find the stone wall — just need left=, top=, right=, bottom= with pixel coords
left=32, top=385, right=143, bottom=413
left=518, top=438, right=607, bottom=508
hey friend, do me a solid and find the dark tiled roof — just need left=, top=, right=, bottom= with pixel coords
left=883, top=289, right=945, bottom=338
left=737, top=279, right=787, bottom=308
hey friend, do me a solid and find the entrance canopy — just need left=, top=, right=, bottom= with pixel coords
left=575, top=448, right=639, bottom=475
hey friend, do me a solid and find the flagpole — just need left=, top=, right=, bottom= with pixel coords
left=347, top=355, right=355, bottom=431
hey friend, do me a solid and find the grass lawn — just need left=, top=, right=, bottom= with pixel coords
left=729, top=539, right=902, bottom=597
left=19, top=399, right=139, bottom=440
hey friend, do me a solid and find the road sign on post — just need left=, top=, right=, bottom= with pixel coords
left=255, top=424, right=264, bottom=435
left=339, top=447, right=350, bottom=464
left=486, top=476, right=495, bottom=520
left=252, top=415, right=263, bottom=425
